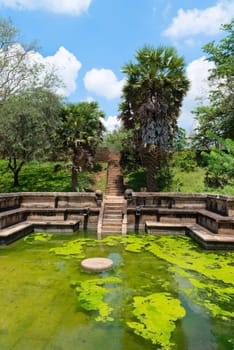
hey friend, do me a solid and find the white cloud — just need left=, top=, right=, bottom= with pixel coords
left=0, top=44, right=81, bottom=97
left=84, top=68, right=125, bottom=100
left=178, top=57, right=215, bottom=132
left=43, top=47, right=82, bottom=96
left=163, top=1, right=234, bottom=38
left=186, top=57, right=214, bottom=100
left=102, top=115, right=121, bottom=132
left=26, top=46, right=81, bottom=96
left=0, top=0, right=92, bottom=15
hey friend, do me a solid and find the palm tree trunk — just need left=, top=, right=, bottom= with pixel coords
left=71, top=151, right=79, bottom=191
left=140, top=147, right=162, bottom=192
left=71, top=166, right=78, bottom=191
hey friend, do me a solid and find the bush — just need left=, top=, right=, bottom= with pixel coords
left=172, top=150, right=197, bottom=172
left=201, top=139, right=234, bottom=188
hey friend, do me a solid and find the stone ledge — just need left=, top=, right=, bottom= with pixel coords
left=145, top=221, right=234, bottom=249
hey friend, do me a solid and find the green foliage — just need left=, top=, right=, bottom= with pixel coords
left=0, top=89, right=62, bottom=186
left=74, top=277, right=122, bottom=322
left=173, top=127, right=188, bottom=150
left=154, top=162, right=172, bottom=191
left=0, top=160, right=94, bottom=192
left=119, top=45, right=189, bottom=191
left=58, top=101, right=105, bottom=191
left=103, top=128, right=131, bottom=153
left=0, top=16, right=62, bottom=186
left=193, top=19, right=234, bottom=141
left=172, top=150, right=197, bottom=172
left=192, top=106, right=223, bottom=149
left=0, top=16, right=62, bottom=102
left=128, top=293, right=185, bottom=348
left=201, top=138, right=234, bottom=188
left=123, top=152, right=234, bottom=194
left=124, top=167, right=146, bottom=191
left=170, top=165, right=206, bottom=193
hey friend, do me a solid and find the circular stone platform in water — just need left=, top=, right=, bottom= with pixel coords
left=81, top=257, right=114, bottom=272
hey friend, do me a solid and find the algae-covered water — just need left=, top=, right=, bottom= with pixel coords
left=0, top=233, right=233, bottom=350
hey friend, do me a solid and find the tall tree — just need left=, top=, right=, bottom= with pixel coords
left=119, top=45, right=189, bottom=191
left=193, top=19, right=234, bottom=144
left=58, top=101, right=105, bottom=191
left=0, top=89, right=62, bottom=186
left=0, top=16, right=61, bottom=102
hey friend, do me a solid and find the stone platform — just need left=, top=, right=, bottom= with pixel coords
left=81, top=257, right=114, bottom=272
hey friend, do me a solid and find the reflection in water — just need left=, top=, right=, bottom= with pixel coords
left=174, top=273, right=217, bottom=350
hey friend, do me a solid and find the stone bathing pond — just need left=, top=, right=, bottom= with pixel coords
left=0, top=231, right=233, bottom=350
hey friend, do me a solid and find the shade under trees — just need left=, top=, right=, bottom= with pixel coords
left=0, top=89, right=62, bottom=186
left=119, top=45, right=189, bottom=191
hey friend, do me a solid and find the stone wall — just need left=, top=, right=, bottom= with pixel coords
left=125, top=191, right=234, bottom=234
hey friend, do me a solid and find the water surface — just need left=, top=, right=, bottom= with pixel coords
left=0, top=233, right=233, bottom=350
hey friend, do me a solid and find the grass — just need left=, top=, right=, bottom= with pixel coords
left=124, top=165, right=234, bottom=195
left=90, top=162, right=107, bottom=193
left=0, top=158, right=233, bottom=196
left=0, top=160, right=106, bottom=193
left=170, top=166, right=234, bottom=195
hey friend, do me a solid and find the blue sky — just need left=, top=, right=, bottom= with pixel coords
left=1, top=0, right=233, bottom=133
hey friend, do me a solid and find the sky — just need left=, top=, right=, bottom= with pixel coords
left=0, top=0, right=234, bottom=133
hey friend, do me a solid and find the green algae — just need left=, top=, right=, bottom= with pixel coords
left=49, top=234, right=234, bottom=324
left=0, top=233, right=233, bottom=349
left=170, top=266, right=234, bottom=320
left=100, top=235, right=234, bottom=322
left=50, top=238, right=90, bottom=258
left=145, top=235, right=234, bottom=285
left=24, top=232, right=53, bottom=243
left=74, top=277, right=122, bottom=322
left=127, top=292, right=186, bottom=349
left=99, top=235, right=125, bottom=246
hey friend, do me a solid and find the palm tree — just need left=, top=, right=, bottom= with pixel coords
left=58, top=101, right=105, bottom=191
left=119, top=45, right=190, bottom=191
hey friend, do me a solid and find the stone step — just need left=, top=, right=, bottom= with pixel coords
left=0, top=222, right=33, bottom=244
left=103, top=214, right=122, bottom=219
left=102, top=213, right=121, bottom=216
left=104, top=207, right=122, bottom=212
left=104, top=209, right=122, bottom=213
left=102, top=153, right=124, bottom=231
left=102, top=220, right=122, bottom=227
left=102, top=222, right=122, bottom=229
left=104, top=207, right=122, bottom=211
left=105, top=202, right=123, bottom=205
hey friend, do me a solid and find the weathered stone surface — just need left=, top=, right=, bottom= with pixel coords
left=81, top=257, right=114, bottom=272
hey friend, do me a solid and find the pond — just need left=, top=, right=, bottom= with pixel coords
left=0, top=233, right=233, bottom=350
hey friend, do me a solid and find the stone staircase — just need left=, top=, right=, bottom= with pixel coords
left=106, top=153, right=124, bottom=196
left=101, top=196, right=125, bottom=236
left=98, top=153, right=126, bottom=237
